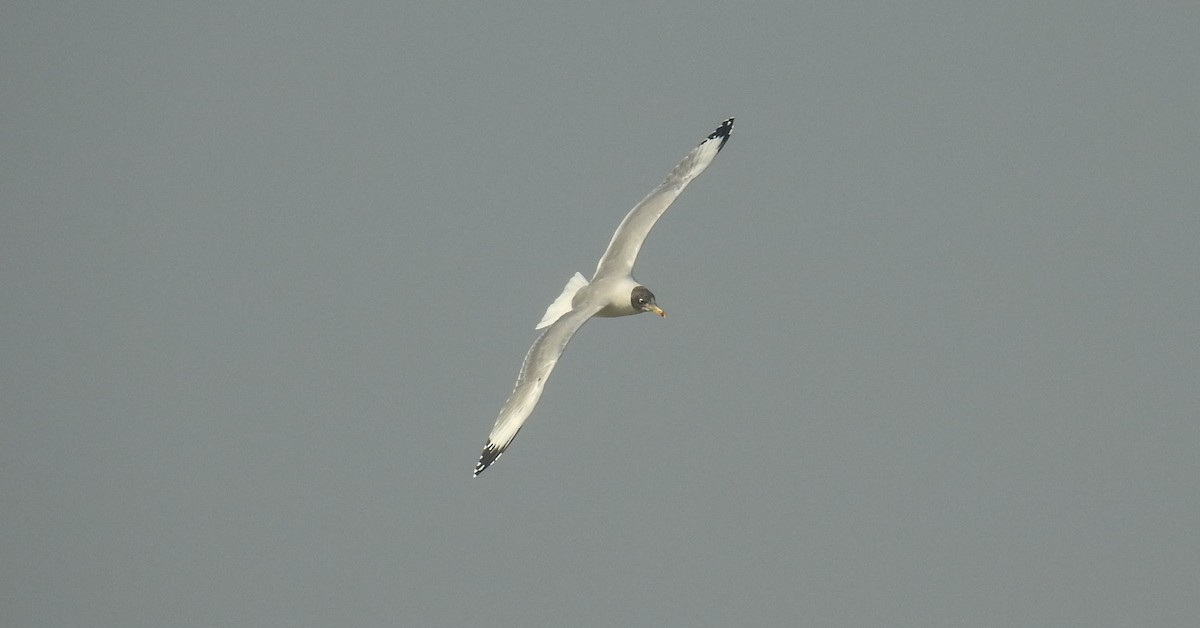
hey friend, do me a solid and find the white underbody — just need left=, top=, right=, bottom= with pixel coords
left=574, top=275, right=642, bottom=318
left=536, top=273, right=642, bottom=329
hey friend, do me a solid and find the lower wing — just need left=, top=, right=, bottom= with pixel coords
left=475, top=303, right=603, bottom=476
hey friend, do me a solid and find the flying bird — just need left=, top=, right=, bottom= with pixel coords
left=474, top=118, right=734, bottom=476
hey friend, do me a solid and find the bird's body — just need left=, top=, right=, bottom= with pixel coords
left=474, top=118, right=734, bottom=476
left=574, top=276, right=644, bottom=318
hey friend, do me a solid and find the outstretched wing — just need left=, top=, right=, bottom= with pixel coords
left=474, top=302, right=604, bottom=476
left=592, top=118, right=733, bottom=280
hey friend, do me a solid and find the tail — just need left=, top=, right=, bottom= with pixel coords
left=535, top=272, right=588, bottom=329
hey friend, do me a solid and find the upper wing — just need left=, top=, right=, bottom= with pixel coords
left=474, top=302, right=604, bottom=476
left=592, top=118, right=733, bottom=280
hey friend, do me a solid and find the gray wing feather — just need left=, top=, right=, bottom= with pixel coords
left=592, top=118, right=733, bottom=280
left=474, top=303, right=604, bottom=476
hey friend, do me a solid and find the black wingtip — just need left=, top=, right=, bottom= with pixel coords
left=709, top=117, right=734, bottom=139
left=474, top=443, right=503, bottom=477
left=706, top=117, right=734, bottom=151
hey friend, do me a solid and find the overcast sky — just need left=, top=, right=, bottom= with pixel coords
left=3, top=2, right=1198, bottom=626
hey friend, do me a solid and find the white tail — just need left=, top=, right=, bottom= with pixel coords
left=535, top=272, right=589, bottom=329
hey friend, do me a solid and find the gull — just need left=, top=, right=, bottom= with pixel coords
left=474, top=118, right=734, bottom=476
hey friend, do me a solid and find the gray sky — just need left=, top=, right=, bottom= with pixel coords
left=3, top=2, right=1198, bottom=626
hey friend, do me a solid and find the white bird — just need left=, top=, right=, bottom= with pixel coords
left=474, top=118, right=734, bottom=476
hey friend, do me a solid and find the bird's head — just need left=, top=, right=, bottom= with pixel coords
left=631, top=286, right=665, bottom=318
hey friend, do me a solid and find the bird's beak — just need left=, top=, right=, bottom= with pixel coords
left=648, top=305, right=666, bottom=318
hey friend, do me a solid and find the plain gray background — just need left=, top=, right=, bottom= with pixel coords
left=3, top=2, right=1197, bottom=626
